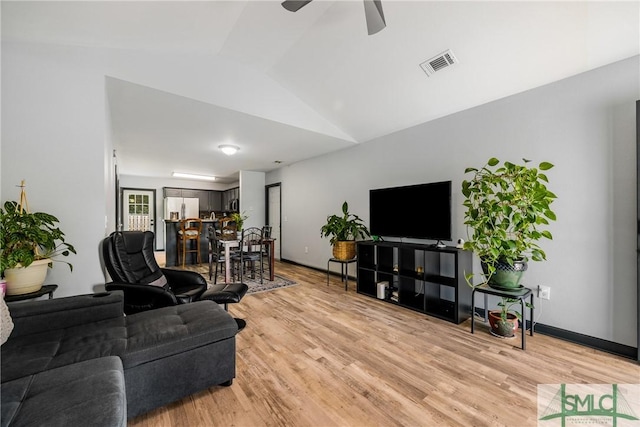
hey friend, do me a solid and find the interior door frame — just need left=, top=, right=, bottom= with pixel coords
left=114, top=163, right=120, bottom=231
left=636, top=100, right=640, bottom=361
left=265, top=183, right=281, bottom=260
left=120, top=187, right=158, bottom=250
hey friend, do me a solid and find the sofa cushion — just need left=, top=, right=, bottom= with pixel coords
left=1, top=356, right=126, bottom=427
left=122, top=300, right=237, bottom=369
left=8, top=292, right=123, bottom=337
left=1, top=317, right=127, bottom=383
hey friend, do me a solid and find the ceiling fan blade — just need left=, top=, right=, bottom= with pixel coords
left=363, top=0, right=386, bottom=35
left=281, top=0, right=313, bottom=12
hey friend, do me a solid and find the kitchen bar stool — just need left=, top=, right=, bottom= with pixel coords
left=177, top=218, right=202, bottom=267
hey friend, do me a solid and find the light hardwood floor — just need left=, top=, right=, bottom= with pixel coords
left=130, top=260, right=639, bottom=427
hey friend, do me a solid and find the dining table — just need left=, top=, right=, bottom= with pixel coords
left=217, top=236, right=276, bottom=283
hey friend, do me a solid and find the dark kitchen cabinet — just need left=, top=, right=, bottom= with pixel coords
left=222, top=187, right=239, bottom=212
left=163, top=187, right=222, bottom=214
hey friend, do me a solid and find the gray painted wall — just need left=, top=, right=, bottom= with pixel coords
left=239, top=170, right=266, bottom=230
left=268, top=56, right=639, bottom=347
left=2, top=42, right=110, bottom=297
left=1, top=36, right=637, bottom=348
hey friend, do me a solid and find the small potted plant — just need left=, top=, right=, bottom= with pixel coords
left=462, top=157, right=557, bottom=290
left=320, top=201, right=371, bottom=260
left=489, top=297, right=534, bottom=337
left=230, top=211, right=248, bottom=231
left=0, top=198, right=76, bottom=296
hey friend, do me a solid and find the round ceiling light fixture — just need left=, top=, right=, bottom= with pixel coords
left=219, top=144, right=240, bottom=156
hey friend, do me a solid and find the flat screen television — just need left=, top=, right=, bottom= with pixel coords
left=369, top=180, right=452, bottom=241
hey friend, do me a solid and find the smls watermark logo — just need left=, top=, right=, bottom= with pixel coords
left=538, top=384, right=640, bottom=426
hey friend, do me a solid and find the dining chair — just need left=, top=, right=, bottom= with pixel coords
left=207, top=224, right=226, bottom=284
left=219, top=217, right=238, bottom=241
left=231, top=227, right=264, bottom=284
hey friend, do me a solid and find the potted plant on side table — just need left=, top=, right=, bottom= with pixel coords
left=0, top=185, right=76, bottom=296
left=462, top=157, right=557, bottom=289
left=462, top=158, right=556, bottom=337
left=488, top=297, right=529, bottom=337
left=320, top=201, right=371, bottom=260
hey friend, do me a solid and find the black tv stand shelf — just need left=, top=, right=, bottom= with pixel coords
left=356, top=241, right=473, bottom=324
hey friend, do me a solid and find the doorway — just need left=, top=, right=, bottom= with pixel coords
left=121, top=188, right=157, bottom=246
left=636, top=99, right=639, bottom=362
left=266, top=184, right=281, bottom=260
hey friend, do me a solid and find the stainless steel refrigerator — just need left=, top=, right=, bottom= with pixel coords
left=164, top=197, right=199, bottom=220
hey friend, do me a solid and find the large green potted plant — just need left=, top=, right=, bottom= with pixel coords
left=320, top=201, right=371, bottom=260
left=462, top=157, right=557, bottom=290
left=0, top=200, right=76, bottom=295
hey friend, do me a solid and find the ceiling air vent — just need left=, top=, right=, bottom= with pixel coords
left=419, top=49, right=458, bottom=77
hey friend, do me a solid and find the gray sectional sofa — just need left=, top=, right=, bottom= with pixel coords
left=1, top=290, right=238, bottom=426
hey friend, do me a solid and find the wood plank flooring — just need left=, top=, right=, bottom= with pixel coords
left=130, top=261, right=639, bottom=427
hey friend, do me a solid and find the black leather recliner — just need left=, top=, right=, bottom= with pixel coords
left=102, top=231, right=248, bottom=315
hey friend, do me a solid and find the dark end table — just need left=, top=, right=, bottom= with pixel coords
left=326, top=258, right=357, bottom=291
left=5, top=284, right=58, bottom=303
left=471, top=283, right=534, bottom=350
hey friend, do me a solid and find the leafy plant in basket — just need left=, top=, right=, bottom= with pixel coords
left=320, top=201, right=370, bottom=260
left=461, top=157, right=557, bottom=290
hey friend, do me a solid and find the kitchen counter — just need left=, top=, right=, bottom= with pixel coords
left=164, top=219, right=218, bottom=223
left=164, top=219, right=217, bottom=267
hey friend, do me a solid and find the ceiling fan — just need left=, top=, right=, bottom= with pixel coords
left=281, top=0, right=386, bottom=35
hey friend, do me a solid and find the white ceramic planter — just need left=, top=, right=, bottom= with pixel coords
left=4, top=258, right=51, bottom=295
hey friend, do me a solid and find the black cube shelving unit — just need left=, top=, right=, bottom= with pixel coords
left=356, top=240, right=473, bottom=324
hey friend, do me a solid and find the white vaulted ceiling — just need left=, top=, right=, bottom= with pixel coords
left=2, top=1, right=639, bottom=183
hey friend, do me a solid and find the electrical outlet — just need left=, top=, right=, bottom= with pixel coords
left=538, top=285, right=551, bottom=300
left=304, top=246, right=308, bottom=254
